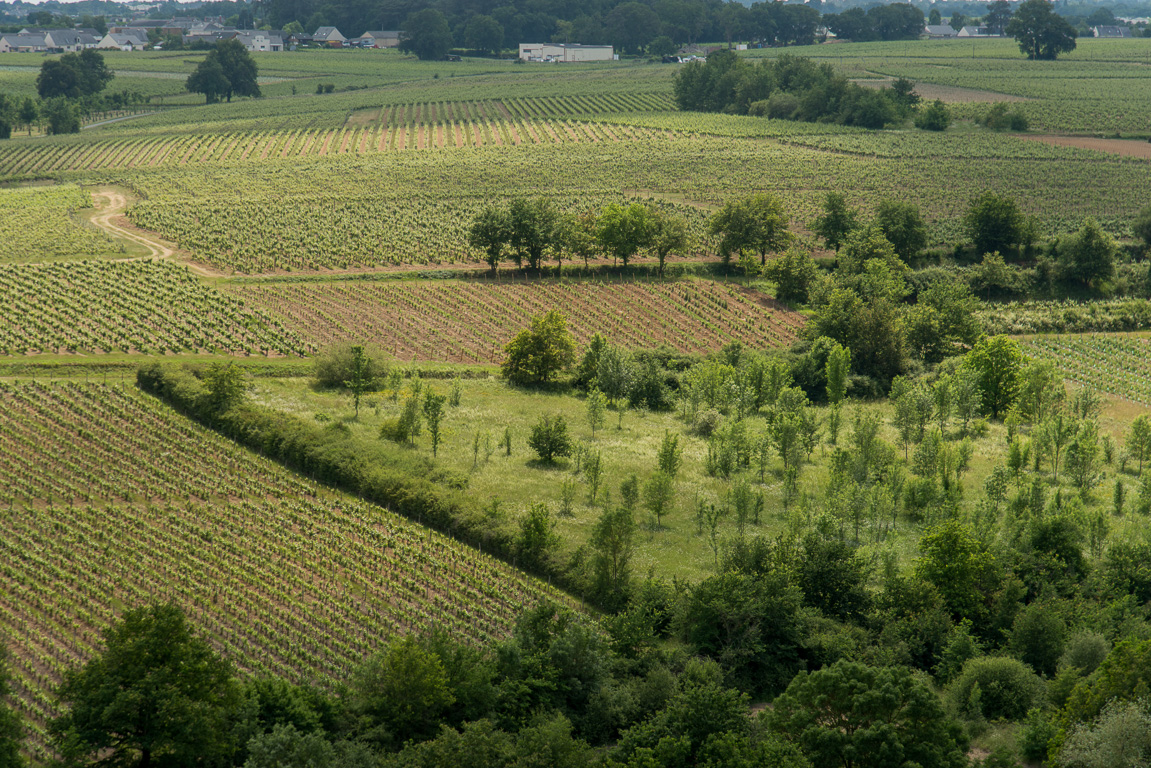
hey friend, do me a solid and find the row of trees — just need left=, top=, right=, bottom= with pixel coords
left=468, top=198, right=690, bottom=275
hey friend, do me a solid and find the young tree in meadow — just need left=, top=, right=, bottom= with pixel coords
left=517, top=503, right=559, bottom=571
left=502, top=310, right=576, bottom=386
left=964, top=335, right=1024, bottom=419
left=586, top=388, right=607, bottom=437
left=656, top=430, right=683, bottom=479
left=50, top=605, right=239, bottom=768
left=528, top=415, right=572, bottom=463
left=344, top=344, right=371, bottom=418
left=643, top=471, right=675, bottom=528
left=591, top=504, right=636, bottom=609
left=708, top=193, right=792, bottom=266
left=596, top=344, right=635, bottom=424
left=597, top=202, right=651, bottom=268
left=645, top=205, right=689, bottom=277
left=810, top=192, right=859, bottom=253
left=423, top=389, right=447, bottom=457
left=0, top=647, right=23, bottom=768
left=467, top=206, right=512, bottom=272
left=825, top=342, right=851, bottom=406
left=1127, top=415, right=1151, bottom=475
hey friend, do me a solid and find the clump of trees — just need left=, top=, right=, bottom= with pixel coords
left=187, top=39, right=261, bottom=104
left=1008, top=0, right=1078, bottom=60
left=675, top=51, right=910, bottom=129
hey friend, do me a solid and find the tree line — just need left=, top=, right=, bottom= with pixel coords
left=0, top=49, right=130, bottom=138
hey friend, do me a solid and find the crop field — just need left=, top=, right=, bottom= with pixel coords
left=0, top=117, right=664, bottom=177
left=0, top=380, right=570, bottom=761
left=112, top=131, right=1150, bottom=273
left=238, top=277, right=805, bottom=361
left=1021, top=334, right=1151, bottom=404
left=0, top=261, right=305, bottom=355
left=0, top=185, right=123, bottom=261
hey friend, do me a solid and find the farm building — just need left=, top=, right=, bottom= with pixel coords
left=313, top=26, right=347, bottom=45
left=355, top=30, right=401, bottom=48
left=1093, top=25, right=1133, bottom=37
left=924, top=25, right=959, bottom=38
left=957, top=26, right=999, bottom=37
left=518, top=43, right=614, bottom=62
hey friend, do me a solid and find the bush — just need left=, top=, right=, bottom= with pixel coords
left=692, top=408, right=723, bottom=437
left=312, top=343, right=390, bottom=390
left=947, top=656, right=1047, bottom=721
left=528, top=415, right=572, bottom=463
left=1010, top=602, right=1067, bottom=677
left=981, top=102, right=1029, bottom=131
left=915, top=99, right=952, bottom=131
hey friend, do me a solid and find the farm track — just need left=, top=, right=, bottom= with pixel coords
left=88, top=189, right=223, bottom=277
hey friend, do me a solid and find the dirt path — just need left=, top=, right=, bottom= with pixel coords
left=88, top=188, right=223, bottom=277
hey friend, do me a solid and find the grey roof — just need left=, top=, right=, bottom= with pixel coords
left=3, top=33, right=47, bottom=47
left=313, top=26, right=345, bottom=39
left=924, top=24, right=959, bottom=36
left=360, top=30, right=400, bottom=38
left=1094, top=25, right=1132, bottom=37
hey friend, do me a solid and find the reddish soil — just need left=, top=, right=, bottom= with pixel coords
left=1018, top=134, right=1151, bottom=159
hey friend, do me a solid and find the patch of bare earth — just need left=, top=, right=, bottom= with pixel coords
left=1018, top=134, right=1151, bottom=159
left=855, top=79, right=1030, bottom=103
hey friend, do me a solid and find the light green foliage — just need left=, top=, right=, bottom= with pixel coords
left=915, top=519, right=999, bottom=621
left=597, top=202, right=652, bottom=268
left=915, top=99, right=952, bottom=131
left=528, top=415, right=572, bottom=464
left=1057, top=700, right=1151, bottom=768
left=502, top=310, right=576, bottom=386
left=591, top=504, right=637, bottom=609
left=586, top=389, right=607, bottom=437
left=656, top=431, right=682, bottom=479
left=202, top=361, right=249, bottom=412
left=645, top=205, right=689, bottom=277
left=809, top=191, right=858, bottom=253
left=708, top=193, right=792, bottom=266
left=0, top=186, right=120, bottom=261
left=643, top=471, right=675, bottom=528
left=964, top=335, right=1024, bottom=419
left=423, top=389, right=448, bottom=457
left=517, top=503, right=560, bottom=570
left=763, top=248, right=818, bottom=304
left=349, top=635, right=454, bottom=747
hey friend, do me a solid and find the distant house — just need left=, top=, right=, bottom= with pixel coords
left=0, top=33, right=47, bottom=52
left=313, top=26, right=346, bottom=45
left=234, top=30, right=283, bottom=52
left=97, top=32, right=145, bottom=50
left=1093, top=25, right=1133, bottom=37
left=518, top=43, right=614, bottom=62
left=957, top=25, right=996, bottom=37
left=45, top=30, right=101, bottom=51
left=355, top=30, right=401, bottom=48
left=924, top=24, right=960, bottom=38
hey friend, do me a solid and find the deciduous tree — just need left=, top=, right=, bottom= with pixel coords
left=502, top=310, right=576, bottom=386
left=1007, top=0, right=1077, bottom=60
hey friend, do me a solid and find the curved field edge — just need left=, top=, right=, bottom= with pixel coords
left=0, top=380, right=574, bottom=762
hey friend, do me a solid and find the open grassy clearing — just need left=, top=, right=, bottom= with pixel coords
left=250, top=373, right=1149, bottom=587
left=237, top=276, right=804, bottom=361
left=0, top=380, right=572, bottom=762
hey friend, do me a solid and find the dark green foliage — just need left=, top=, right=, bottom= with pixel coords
left=517, top=503, right=560, bottom=570
left=965, top=191, right=1029, bottom=259
left=502, top=310, right=576, bottom=386
left=675, top=52, right=902, bottom=129
left=1062, top=639, right=1151, bottom=729
left=187, top=39, right=260, bottom=103
left=348, top=636, right=455, bottom=749
left=590, top=505, right=636, bottom=610
left=795, top=533, right=871, bottom=622
left=762, top=248, right=818, bottom=304
left=1057, top=217, right=1116, bottom=289
left=528, top=415, right=572, bottom=463
left=400, top=9, right=453, bottom=60
left=905, top=279, right=981, bottom=363
left=463, top=14, right=504, bottom=55
left=467, top=206, right=512, bottom=271
left=770, top=661, right=968, bottom=768
left=676, top=572, right=806, bottom=694
left=874, top=200, right=929, bottom=264
left=964, top=335, right=1024, bottom=419
left=809, top=192, right=858, bottom=254
left=36, top=49, right=113, bottom=100
left=1010, top=603, right=1067, bottom=677
left=1134, top=205, right=1151, bottom=252
left=313, top=342, right=390, bottom=391
left=708, top=193, right=792, bottom=267
left=1007, top=0, right=1077, bottom=60
left=42, top=97, right=80, bottom=135
left=915, top=518, right=1000, bottom=622
left=0, top=647, right=23, bottom=768
left=915, top=99, right=952, bottom=131
left=50, top=605, right=239, bottom=768
left=980, top=102, right=1029, bottom=132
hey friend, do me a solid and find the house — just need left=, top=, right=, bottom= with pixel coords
left=234, top=30, right=283, bottom=52
left=0, top=33, right=47, bottom=53
left=924, top=24, right=960, bottom=38
left=355, top=30, right=401, bottom=48
left=312, top=26, right=346, bottom=45
left=44, top=30, right=101, bottom=51
left=957, top=25, right=996, bottom=37
left=1093, top=25, right=1133, bottom=37
left=518, top=43, right=614, bottom=62
left=97, top=32, right=146, bottom=50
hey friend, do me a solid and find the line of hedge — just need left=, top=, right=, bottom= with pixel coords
left=136, top=362, right=588, bottom=603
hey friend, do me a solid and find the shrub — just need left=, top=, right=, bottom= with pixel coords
left=915, top=99, right=952, bottom=131
left=947, top=656, right=1046, bottom=721
left=528, top=415, right=572, bottom=463
left=313, top=343, right=389, bottom=390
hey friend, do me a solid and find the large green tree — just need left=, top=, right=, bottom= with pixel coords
left=50, top=605, right=239, bottom=768
left=708, top=193, right=792, bottom=266
left=809, top=192, right=858, bottom=253
left=1058, top=217, right=1116, bottom=289
left=1007, top=0, right=1077, bottom=60
left=874, top=200, right=928, bottom=263
left=36, top=50, right=113, bottom=100
left=963, top=334, right=1024, bottom=418
left=502, top=310, right=576, bottom=386
left=964, top=191, right=1028, bottom=259
left=463, top=15, right=503, bottom=55
left=770, top=661, right=968, bottom=768
left=187, top=40, right=260, bottom=103
left=508, top=197, right=559, bottom=271
left=400, top=9, right=453, bottom=61
left=597, top=202, right=651, bottom=268
left=347, top=635, right=454, bottom=748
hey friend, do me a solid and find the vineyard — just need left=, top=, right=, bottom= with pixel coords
left=0, top=381, right=571, bottom=761
left=237, top=277, right=805, bottom=361
left=0, top=261, right=306, bottom=355
left=1021, top=334, right=1151, bottom=404
left=0, top=185, right=123, bottom=261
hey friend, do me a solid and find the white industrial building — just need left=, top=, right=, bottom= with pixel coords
left=518, top=43, right=615, bottom=62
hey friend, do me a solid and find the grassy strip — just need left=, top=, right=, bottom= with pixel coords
left=135, top=362, right=585, bottom=601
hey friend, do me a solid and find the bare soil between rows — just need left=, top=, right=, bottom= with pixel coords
left=1017, top=134, right=1151, bottom=159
